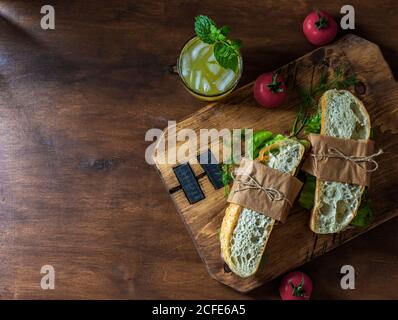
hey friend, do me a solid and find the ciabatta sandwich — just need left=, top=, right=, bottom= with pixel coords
left=310, top=89, right=371, bottom=234
left=220, top=138, right=305, bottom=278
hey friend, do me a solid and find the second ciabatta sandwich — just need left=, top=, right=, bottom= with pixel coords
left=310, top=89, right=371, bottom=234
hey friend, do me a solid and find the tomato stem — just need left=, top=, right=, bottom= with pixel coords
left=289, top=273, right=306, bottom=297
left=315, top=10, right=328, bottom=30
left=267, top=73, right=284, bottom=93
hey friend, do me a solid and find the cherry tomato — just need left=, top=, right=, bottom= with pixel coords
left=303, top=10, right=338, bottom=46
left=279, top=271, right=313, bottom=300
left=253, top=72, right=287, bottom=108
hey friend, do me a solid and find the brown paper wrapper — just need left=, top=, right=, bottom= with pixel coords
left=302, top=134, right=375, bottom=186
left=227, top=158, right=303, bottom=223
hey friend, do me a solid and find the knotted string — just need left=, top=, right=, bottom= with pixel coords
left=310, top=147, right=383, bottom=173
left=230, top=171, right=292, bottom=206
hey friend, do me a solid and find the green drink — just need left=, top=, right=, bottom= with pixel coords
left=177, top=16, right=243, bottom=101
left=178, top=37, right=242, bottom=100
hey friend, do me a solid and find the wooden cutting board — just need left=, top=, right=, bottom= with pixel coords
left=152, top=34, right=398, bottom=292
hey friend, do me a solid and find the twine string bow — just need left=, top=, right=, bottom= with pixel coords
left=310, top=147, right=383, bottom=173
left=230, top=171, right=292, bottom=206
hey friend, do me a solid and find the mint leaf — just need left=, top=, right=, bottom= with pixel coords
left=209, top=24, right=221, bottom=40
left=220, top=25, right=231, bottom=37
left=194, top=15, right=241, bottom=72
left=194, top=15, right=217, bottom=44
left=214, top=42, right=238, bottom=72
left=230, top=39, right=242, bottom=50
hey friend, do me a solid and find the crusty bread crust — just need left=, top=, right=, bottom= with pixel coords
left=310, top=90, right=371, bottom=233
left=220, top=203, right=241, bottom=269
left=220, top=139, right=305, bottom=277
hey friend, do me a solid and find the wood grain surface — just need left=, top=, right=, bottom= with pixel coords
left=0, top=0, right=397, bottom=299
left=153, top=34, right=398, bottom=292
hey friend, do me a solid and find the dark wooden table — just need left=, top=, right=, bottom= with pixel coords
left=0, top=0, right=396, bottom=299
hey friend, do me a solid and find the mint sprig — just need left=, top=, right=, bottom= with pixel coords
left=194, top=15, right=241, bottom=72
